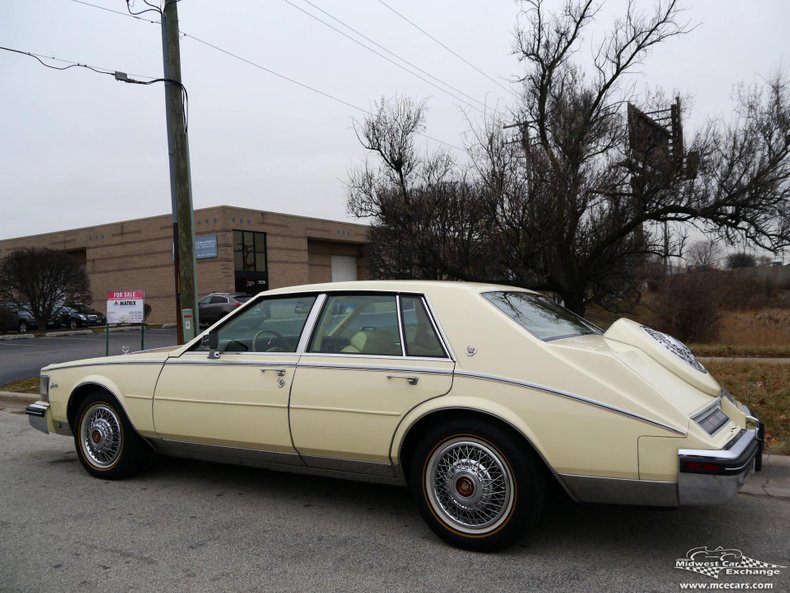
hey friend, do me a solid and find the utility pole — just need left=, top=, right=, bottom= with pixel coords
left=161, top=0, right=198, bottom=343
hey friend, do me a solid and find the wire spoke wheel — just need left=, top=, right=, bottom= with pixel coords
left=425, top=437, right=514, bottom=535
left=79, top=403, right=124, bottom=469
left=410, top=419, right=546, bottom=551
left=73, top=392, right=151, bottom=479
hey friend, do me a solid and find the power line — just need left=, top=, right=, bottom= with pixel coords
left=71, top=0, right=159, bottom=24
left=291, top=0, right=492, bottom=113
left=0, top=45, right=189, bottom=129
left=375, top=0, right=518, bottom=98
left=181, top=32, right=464, bottom=152
left=67, top=0, right=467, bottom=152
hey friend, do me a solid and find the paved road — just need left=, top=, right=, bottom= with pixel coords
left=0, top=329, right=178, bottom=384
left=1, top=401, right=788, bottom=593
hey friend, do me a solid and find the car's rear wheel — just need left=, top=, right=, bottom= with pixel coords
left=409, top=419, right=546, bottom=551
left=73, top=393, right=150, bottom=479
left=17, top=321, right=28, bottom=333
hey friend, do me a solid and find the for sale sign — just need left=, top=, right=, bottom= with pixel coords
left=106, top=290, right=145, bottom=324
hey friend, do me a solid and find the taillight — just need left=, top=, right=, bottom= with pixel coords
left=683, top=461, right=721, bottom=473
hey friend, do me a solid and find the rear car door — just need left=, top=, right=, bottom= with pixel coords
left=289, top=293, right=454, bottom=475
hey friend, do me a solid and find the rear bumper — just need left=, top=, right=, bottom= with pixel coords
left=677, top=423, right=763, bottom=505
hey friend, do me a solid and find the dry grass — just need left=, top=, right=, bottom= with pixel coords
left=718, top=308, right=790, bottom=347
left=0, top=377, right=39, bottom=394
left=705, top=361, right=790, bottom=455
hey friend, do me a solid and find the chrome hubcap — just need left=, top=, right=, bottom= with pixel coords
left=426, top=438, right=514, bottom=534
left=80, top=404, right=122, bottom=468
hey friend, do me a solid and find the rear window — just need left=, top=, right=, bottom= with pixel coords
left=483, top=291, right=601, bottom=342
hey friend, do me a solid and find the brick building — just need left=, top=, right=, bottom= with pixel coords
left=0, top=205, right=369, bottom=324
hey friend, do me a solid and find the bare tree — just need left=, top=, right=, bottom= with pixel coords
left=0, top=248, right=91, bottom=330
left=474, top=0, right=789, bottom=313
left=686, top=239, right=722, bottom=270
left=347, top=97, right=500, bottom=281
left=348, top=2, right=790, bottom=315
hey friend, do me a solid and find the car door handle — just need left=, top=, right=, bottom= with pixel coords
left=260, top=368, right=287, bottom=377
left=387, top=375, right=419, bottom=386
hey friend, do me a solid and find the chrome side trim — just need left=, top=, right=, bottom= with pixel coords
left=147, top=439, right=406, bottom=486
left=454, top=370, right=686, bottom=435
left=149, top=438, right=301, bottom=467
left=559, top=474, right=678, bottom=507
left=300, top=455, right=396, bottom=478
left=165, top=357, right=299, bottom=368
left=296, top=359, right=454, bottom=377
left=45, top=360, right=165, bottom=371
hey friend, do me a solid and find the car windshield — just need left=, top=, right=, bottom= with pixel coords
left=483, top=291, right=602, bottom=342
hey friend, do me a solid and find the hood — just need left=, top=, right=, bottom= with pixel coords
left=603, top=318, right=720, bottom=396
left=42, top=347, right=177, bottom=372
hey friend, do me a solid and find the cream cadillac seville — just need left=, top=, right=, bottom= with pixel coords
left=26, top=281, right=763, bottom=551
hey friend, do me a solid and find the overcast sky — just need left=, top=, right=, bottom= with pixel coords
left=1, top=0, right=788, bottom=241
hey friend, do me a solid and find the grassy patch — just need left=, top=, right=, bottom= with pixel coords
left=691, top=344, right=790, bottom=358
left=0, top=377, right=39, bottom=394
left=705, top=361, right=790, bottom=456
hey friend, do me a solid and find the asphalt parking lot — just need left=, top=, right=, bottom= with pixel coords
left=0, top=328, right=178, bottom=384
left=0, top=395, right=788, bottom=593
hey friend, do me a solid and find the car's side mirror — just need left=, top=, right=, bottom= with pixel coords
left=207, top=330, right=221, bottom=359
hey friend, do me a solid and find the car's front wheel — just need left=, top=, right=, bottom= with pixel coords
left=17, top=320, right=28, bottom=333
left=73, top=393, right=151, bottom=479
left=410, top=419, right=546, bottom=551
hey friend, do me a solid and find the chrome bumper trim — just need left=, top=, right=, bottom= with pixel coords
left=25, top=402, right=50, bottom=434
left=677, top=427, right=761, bottom=505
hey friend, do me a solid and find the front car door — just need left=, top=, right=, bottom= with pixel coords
left=289, top=292, right=455, bottom=477
left=152, top=295, right=317, bottom=465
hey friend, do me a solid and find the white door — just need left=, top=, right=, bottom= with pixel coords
left=331, top=255, right=358, bottom=282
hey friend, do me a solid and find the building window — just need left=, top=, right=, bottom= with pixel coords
left=233, top=230, right=267, bottom=272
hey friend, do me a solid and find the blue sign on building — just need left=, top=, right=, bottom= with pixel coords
left=195, top=235, right=218, bottom=260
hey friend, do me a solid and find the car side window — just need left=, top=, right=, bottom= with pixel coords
left=400, top=296, right=447, bottom=358
left=210, top=296, right=228, bottom=304
left=309, top=294, right=402, bottom=356
left=193, top=295, right=316, bottom=353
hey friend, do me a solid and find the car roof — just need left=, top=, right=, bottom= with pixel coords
left=264, top=280, right=536, bottom=297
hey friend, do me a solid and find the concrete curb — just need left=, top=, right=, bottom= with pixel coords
left=0, top=391, right=37, bottom=401
left=0, top=333, right=35, bottom=341
left=44, top=330, right=94, bottom=337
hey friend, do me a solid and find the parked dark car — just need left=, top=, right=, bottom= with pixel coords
left=0, top=303, right=37, bottom=333
left=59, top=305, right=106, bottom=329
left=198, top=293, right=249, bottom=326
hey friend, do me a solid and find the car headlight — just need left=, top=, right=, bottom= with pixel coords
left=642, top=326, right=707, bottom=373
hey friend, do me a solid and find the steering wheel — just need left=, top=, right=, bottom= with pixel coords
left=252, top=329, right=287, bottom=352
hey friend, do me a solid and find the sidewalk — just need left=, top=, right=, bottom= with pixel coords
left=3, top=387, right=788, bottom=500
